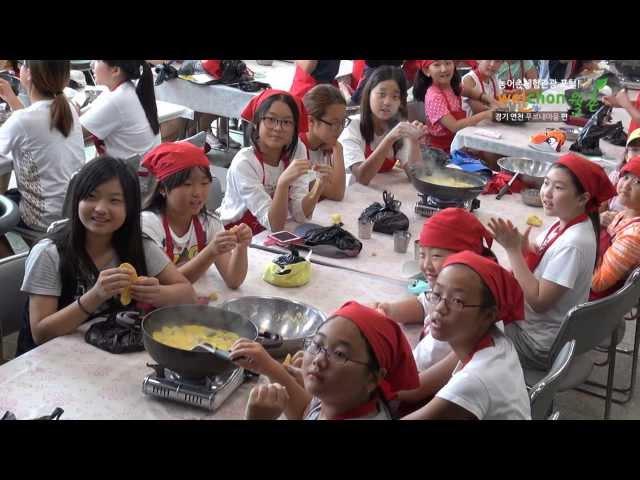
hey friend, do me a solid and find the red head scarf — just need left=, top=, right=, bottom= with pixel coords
left=419, top=208, right=493, bottom=255
left=621, top=156, right=640, bottom=178
left=556, top=153, right=616, bottom=213
left=418, top=60, right=436, bottom=70
left=141, top=142, right=210, bottom=182
left=201, top=60, right=222, bottom=79
left=330, top=301, right=419, bottom=400
left=441, top=251, right=524, bottom=325
left=240, top=89, right=308, bottom=132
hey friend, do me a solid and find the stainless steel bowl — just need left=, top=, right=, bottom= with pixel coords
left=221, top=296, right=327, bottom=358
left=521, top=188, right=543, bottom=207
left=497, top=157, right=555, bottom=188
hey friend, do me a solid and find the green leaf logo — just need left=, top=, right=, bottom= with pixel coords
left=595, top=78, right=608, bottom=92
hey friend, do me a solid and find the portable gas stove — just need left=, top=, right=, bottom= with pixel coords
left=414, top=194, right=480, bottom=217
left=142, top=364, right=247, bottom=412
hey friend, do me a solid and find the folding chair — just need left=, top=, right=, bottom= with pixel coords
left=0, top=252, right=28, bottom=361
left=529, top=340, right=575, bottom=420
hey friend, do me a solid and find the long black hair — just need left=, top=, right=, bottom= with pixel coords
left=551, top=163, right=600, bottom=268
left=146, top=166, right=214, bottom=217
left=412, top=62, right=462, bottom=103
left=50, top=157, right=149, bottom=303
left=102, top=60, right=160, bottom=135
left=359, top=66, right=408, bottom=157
left=249, top=92, right=300, bottom=161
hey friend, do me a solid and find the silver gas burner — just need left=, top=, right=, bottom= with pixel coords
left=414, top=194, right=479, bottom=217
left=142, top=364, right=246, bottom=412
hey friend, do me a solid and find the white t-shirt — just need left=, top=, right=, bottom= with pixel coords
left=436, top=326, right=532, bottom=420
left=462, top=70, right=502, bottom=117
left=216, top=144, right=311, bottom=231
left=0, top=99, right=85, bottom=231
left=517, top=219, right=597, bottom=353
left=142, top=210, right=224, bottom=265
left=80, top=81, right=161, bottom=159
left=338, top=115, right=406, bottom=180
left=412, top=293, right=453, bottom=371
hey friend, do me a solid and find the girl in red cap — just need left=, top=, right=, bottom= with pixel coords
left=300, top=84, right=348, bottom=201
left=591, top=156, right=640, bottom=299
left=80, top=60, right=160, bottom=159
left=374, top=208, right=496, bottom=373
left=413, top=60, right=495, bottom=154
left=217, top=89, right=327, bottom=235
left=141, top=142, right=252, bottom=287
left=489, top=153, right=616, bottom=370
left=338, top=65, right=427, bottom=186
left=229, top=301, right=419, bottom=420
left=401, top=251, right=531, bottom=420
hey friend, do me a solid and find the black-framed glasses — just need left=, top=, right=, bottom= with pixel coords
left=317, top=117, right=351, bottom=131
left=425, top=291, right=488, bottom=313
left=303, top=338, right=370, bottom=367
left=262, top=116, right=295, bottom=130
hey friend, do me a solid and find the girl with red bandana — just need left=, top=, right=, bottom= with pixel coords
left=489, top=153, right=616, bottom=370
left=141, top=142, right=252, bottom=287
left=217, top=89, right=328, bottom=235
left=230, top=301, right=419, bottom=420
left=401, top=252, right=531, bottom=420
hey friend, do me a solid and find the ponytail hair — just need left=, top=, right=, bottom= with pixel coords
left=26, top=60, right=73, bottom=137
left=103, top=60, right=160, bottom=135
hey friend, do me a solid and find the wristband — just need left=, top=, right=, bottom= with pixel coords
left=77, top=297, right=91, bottom=316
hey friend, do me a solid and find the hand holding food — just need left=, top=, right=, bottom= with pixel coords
left=245, top=383, right=289, bottom=420
left=278, top=158, right=312, bottom=187
left=600, top=210, right=617, bottom=228
left=230, top=223, right=252, bottom=248
left=91, top=267, right=134, bottom=303
left=229, top=338, right=279, bottom=376
left=129, top=275, right=162, bottom=305
left=119, top=263, right=138, bottom=305
left=211, top=230, right=238, bottom=256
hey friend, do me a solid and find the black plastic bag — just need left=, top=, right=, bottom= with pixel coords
left=569, top=105, right=627, bottom=156
left=302, top=223, right=362, bottom=257
left=154, top=63, right=179, bottom=86
left=273, top=248, right=306, bottom=268
left=359, top=191, right=409, bottom=235
left=1, top=407, right=64, bottom=420
left=85, top=311, right=144, bottom=354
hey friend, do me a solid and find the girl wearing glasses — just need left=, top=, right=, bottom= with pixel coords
left=488, top=154, right=616, bottom=370
left=402, top=251, right=531, bottom=420
left=300, top=84, right=347, bottom=201
left=339, top=65, right=427, bottom=186
left=218, top=89, right=327, bottom=235
left=230, top=301, right=419, bottom=420
left=374, top=208, right=497, bottom=375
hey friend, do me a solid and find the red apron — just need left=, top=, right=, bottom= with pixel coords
left=473, top=69, right=498, bottom=100
left=630, top=95, right=640, bottom=134
left=427, top=85, right=466, bottom=153
left=590, top=217, right=640, bottom=300
left=328, top=398, right=379, bottom=420
left=525, top=214, right=589, bottom=272
left=290, top=65, right=319, bottom=100
left=351, top=60, right=366, bottom=90
left=224, top=149, right=290, bottom=235
left=364, top=143, right=397, bottom=173
left=162, top=214, right=206, bottom=263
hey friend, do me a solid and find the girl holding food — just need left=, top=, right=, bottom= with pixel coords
left=230, top=301, right=419, bottom=420
left=217, top=89, right=328, bottom=235
left=338, top=65, right=426, bottom=186
left=16, top=157, right=196, bottom=355
left=141, top=142, right=252, bottom=287
left=488, top=153, right=616, bottom=370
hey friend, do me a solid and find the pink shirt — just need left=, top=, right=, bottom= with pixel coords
left=424, top=86, right=463, bottom=138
